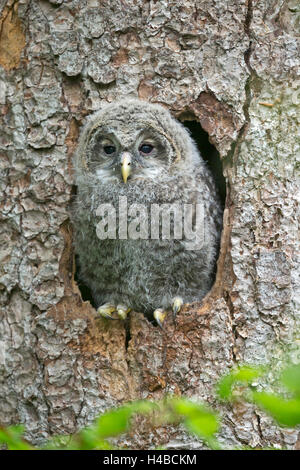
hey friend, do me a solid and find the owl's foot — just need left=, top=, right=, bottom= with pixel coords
left=153, top=308, right=167, bottom=329
left=116, top=304, right=131, bottom=320
left=97, top=303, right=118, bottom=319
left=153, top=297, right=183, bottom=328
left=97, top=303, right=131, bottom=320
left=172, top=296, right=183, bottom=320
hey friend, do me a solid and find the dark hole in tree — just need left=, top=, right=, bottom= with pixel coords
left=181, top=120, right=226, bottom=295
left=182, top=120, right=226, bottom=207
left=75, top=256, right=94, bottom=304
left=75, top=119, right=226, bottom=308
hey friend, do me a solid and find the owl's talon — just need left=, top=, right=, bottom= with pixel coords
left=172, top=296, right=183, bottom=320
left=153, top=308, right=167, bottom=329
left=97, top=303, right=118, bottom=320
left=117, top=304, right=131, bottom=320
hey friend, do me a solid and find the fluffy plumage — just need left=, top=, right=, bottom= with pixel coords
left=71, top=99, right=222, bottom=316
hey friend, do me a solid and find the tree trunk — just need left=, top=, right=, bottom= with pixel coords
left=0, top=0, right=299, bottom=449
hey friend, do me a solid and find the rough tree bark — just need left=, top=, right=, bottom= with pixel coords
left=0, top=0, right=299, bottom=449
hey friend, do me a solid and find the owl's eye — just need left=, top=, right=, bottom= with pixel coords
left=139, top=144, right=154, bottom=155
left=103, top=145, right=116, bottom=155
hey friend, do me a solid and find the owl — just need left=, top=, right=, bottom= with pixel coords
left=71, top=99, right=222, bottom=327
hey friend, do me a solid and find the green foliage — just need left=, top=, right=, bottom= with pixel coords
left=217, top=365, right=264, bottom=401
left=281, top=364, right=300, bottom=397
left=169, top=397, right=221, bottom=449
left=1, top=363, right=299, bottom=450
left=43, top=398, right=219, bottom=450
left=216, top=363, right=300, bottom=429
left=43, top=401, right=159, bottom=450
left=0, top=425, right=34, bottom=450
left=251, top=393, right=300, bottom=427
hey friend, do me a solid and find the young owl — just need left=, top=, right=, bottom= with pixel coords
left=71, top=99, right=222, bottom=327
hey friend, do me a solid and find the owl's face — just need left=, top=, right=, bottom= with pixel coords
left=85, top=121, right=175, bottom=184
left=75, top=100, right=198, bottom=191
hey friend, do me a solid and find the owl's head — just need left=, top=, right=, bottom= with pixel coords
left=74, top=99, right=201, bottom=185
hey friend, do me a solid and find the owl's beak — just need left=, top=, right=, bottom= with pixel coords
left=121, top=152, right=132, bottom=183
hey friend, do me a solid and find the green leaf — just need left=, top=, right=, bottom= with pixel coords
left=185, top=413, right=219, bottom=438
left=281, top=364, right=300, bottom=397
left=95, top=407, right=132, bottom=438
left=217, top=366, right=263, bottom=400
left=71, top=428, right=99, bottom=450
left=252, top=392, right=300, bottom=427
left=45, top=400, right=159, bottom=450
left=170, top=397, right=207, bottom=416
left=125, top=400, right=159, bottom=415
left=0, top=425, right=34, bottom=450
left=170, top=398, right=219, bottom=439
